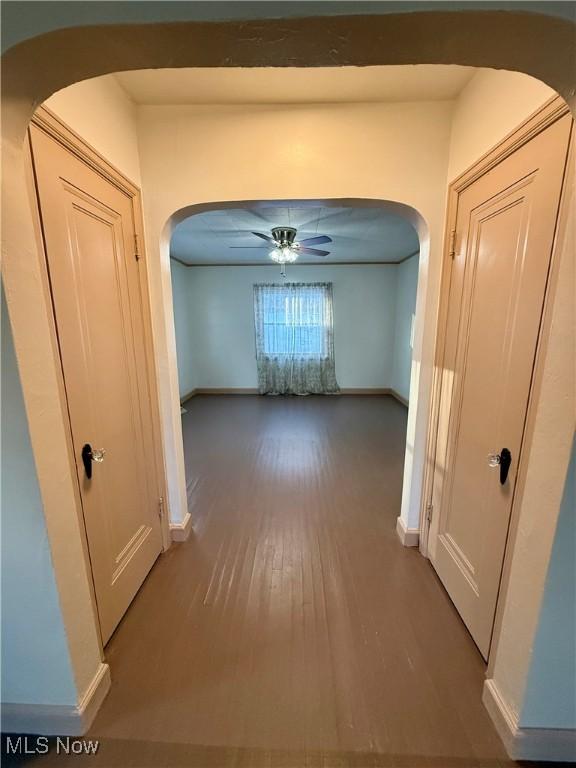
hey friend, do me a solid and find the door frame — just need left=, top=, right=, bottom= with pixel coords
left=27, top=106, right=172, bottom=618
left=418, top=94, right=572, bottom=657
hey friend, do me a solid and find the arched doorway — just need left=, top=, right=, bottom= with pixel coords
left=166, top=197, right=426, bottom=525
left=1, top=10, right=574, bottom=758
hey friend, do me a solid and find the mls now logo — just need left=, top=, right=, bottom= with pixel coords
left=5, top=736, right=99, bottom=755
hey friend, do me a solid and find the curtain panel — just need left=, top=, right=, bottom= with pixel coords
left=253, top=282, right=339, bottom=395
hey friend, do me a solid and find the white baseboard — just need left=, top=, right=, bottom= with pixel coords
left=1, top=662, right=110, bottom=736
left=483, top=678, right=576, bottom=762
left=180, top=387, right=197, bottom=404
left=389, top=388, right=409, bottom=408
left=170, top=511, right=192, bottom=542
left=396, top=516, right=420, bottom=547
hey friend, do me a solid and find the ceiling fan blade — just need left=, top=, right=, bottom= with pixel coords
left=251, top=231, right=275, bottom=243
left=298, top=247, right=330, bottom=257
left=299, top=234, right=332, bottom=246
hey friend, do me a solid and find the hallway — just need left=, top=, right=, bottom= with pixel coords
left=12, top=396, right=514, bottom=766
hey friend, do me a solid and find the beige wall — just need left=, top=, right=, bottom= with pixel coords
left=447, top=69, right=555, bottom=181
left=46, top=75, right=141, bottom=184
left=136, top=99, right=454, bottom=530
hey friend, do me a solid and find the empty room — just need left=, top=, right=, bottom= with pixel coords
left=171, top=201, right=419, bottom=510
left=2, top=4, right=575, bottom=766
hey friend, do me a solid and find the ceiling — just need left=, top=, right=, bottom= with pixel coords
left=170, top=204, right=419, bottom=266
left=115, top=64, right=476, bottom=105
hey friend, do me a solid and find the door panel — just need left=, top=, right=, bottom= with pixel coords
left=29, top=125, right=163, bottom=644
left=428, top=115, right=572, bottom=659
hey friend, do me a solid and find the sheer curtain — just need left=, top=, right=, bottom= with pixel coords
left=253, top=282, right=339, bottom=395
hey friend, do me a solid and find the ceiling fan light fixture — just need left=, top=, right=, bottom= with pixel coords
left=270, top=245, right=298, bottom=264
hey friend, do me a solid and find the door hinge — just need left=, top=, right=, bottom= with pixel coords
left=158, top=496, right=165, bottom=520
left=426, top=503, right=434, bottom=524
left=134, top=233, right=141, bottom=261
left=449, top=229, right=457, bottom=260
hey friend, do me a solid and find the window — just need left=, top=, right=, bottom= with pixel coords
left=253, top=283, right=339, bottom=395
left=254, top=283, right=333, bottom=358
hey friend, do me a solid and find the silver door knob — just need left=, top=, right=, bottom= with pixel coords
left=488, top=453, right=501, bottom=467
left=488, top=449, right=512, bottom=484
left=91, top=448, right=106, bottom=463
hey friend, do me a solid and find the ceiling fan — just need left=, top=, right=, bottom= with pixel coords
left=230, top=226, right=332, bottom=274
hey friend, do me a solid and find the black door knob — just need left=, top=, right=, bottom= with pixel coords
left=82, top=443, right=93, bottom=479
left=499, top=448, right=512, bottom=485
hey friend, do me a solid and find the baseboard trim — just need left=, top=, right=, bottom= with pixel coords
left=197, top=388, right=259, bottom=395
left=182, top=388, right=259, bottom=399
left=180, top=387, right=197, bottom=404
left=483, top=679, right=576, bottom=762
left=1, top=663, right=111, bottom=736
left=78, top=662, right=111, bottom=733
left=336, top=388, right=409, bottom=406
left=339, top=388, right=391, bottom=395
left=170, top=511, right=192, bottom=542
left=182, top=387, right=410, bottom=404
left=328, top=387, right=408, bottom=408
left=396, top=516, right=420, bottom=547
left=389, top=389, right=409, bottom=407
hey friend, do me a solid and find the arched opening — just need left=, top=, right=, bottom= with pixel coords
left=165, top=198, right=427, bottom=531
left=2, top=10, right=574, bottom=760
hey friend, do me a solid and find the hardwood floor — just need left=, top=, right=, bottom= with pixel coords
left=5, top=395, right=523, bottom=766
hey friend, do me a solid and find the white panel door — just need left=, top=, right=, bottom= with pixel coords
left=30, top=124, right=163, bottom=644
left=428, top=115, right=572, bottom=659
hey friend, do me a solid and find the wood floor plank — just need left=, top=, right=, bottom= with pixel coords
left=5, top=395, right=533, bottom=766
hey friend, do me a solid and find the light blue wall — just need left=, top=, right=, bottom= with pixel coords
left=171, top=264, right=400, bottom=391
left=1, top=294, right=77, bottom=706
left=170, top=261, right=420, bottom=397
left=391, top=253, right=419, bottom=401
left=520, top=435, right=576, bottom=729
left=171, top=260, right=197, bottom=399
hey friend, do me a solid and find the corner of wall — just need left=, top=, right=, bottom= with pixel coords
left=447, top=69, right=556, bottom=182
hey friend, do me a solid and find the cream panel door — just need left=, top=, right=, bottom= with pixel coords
left=29, top=125, right=163, bottom=644
left=428, top=115, right=572, bottom=659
